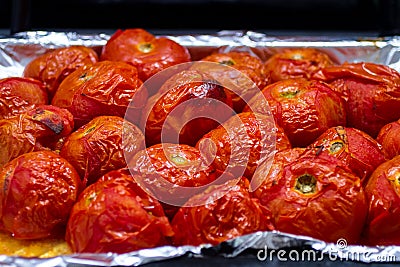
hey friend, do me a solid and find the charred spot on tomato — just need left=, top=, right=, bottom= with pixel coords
left=329, top=141, right=344, bottom=154
left=219, top=60, right=235, bottom=66
left=84, top=126, right=96, bottom=136
left=138, top=43, right=154, bottom=53
left=295, top=174, right=317, bottom=195
left=79, top=73, right=93, bottom=82
left=79, top=73, right=87, bottom=79
left=170, top=154, right=188, bottom=166
left=315, top=145, right=324, bottom=156
left=32, top=110, right=64, bottom=135
left=2, top=170, right=12, bottom=194
left=279, top=89, right=300, bottom=99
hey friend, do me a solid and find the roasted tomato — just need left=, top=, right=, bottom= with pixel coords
left=51, top=61, right=147, bottom=128
left=0, top=105, right=74, bottom=167
left=264, top=48, right=334, bottom=83
left=377, top=119, right=400, bottom=160
left=60, top=116, right=145, bottom=185
left=66, top=168, right=173, bottom=253
left=363, top=155, right=400, bottom=245
left=0, top=77, right=48, bottom=119
left=314, top=62, right=400, bottom=138
left=0, top=150, right=81, bottom=239
left=101, top=28, right=191, bottom=82
left=142, top=69, right=233, bottom=147
left=309, top=126, right=385, bottom=183
left=244, top=78, right=346, bottom=147
left=196, top=112, right=290, bottom=180
left=195, top=52, right=269, bottom=112
left=23, top=46, right=98, bottom=98
left=171, top=177, right=273, bottom=246
left=252, top=148, right=367, bottom=244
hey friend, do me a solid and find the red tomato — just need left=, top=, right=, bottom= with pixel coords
left=244, top=78, right=346, bottom=147
left=66, top=168, right=173, bottom=253
left=171, top=177, right=273, bottom=246
left=0, top=151, right=81, bottom=239
left=363, top=155, right=400, bottom=245
left=101, top=28, right=191, bottom=82
left=377, top=119, right=400, bottom=160
left=51, top=61, right=147, bottom=128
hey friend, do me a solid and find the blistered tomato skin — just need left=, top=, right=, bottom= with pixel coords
left=315, top=62, right=400, bottom=138
left=244, top=78, right=346, bottom=148
left=377, top=119, right=400, bottom=160
left=60, top=116, right=145, bottom=185
left=51, top=61, right=147, bottom=128
left=264, top=48, right=334, bottom=83
left=0, top=151, right=81, bottom=239
left=66, top=169, right=173, bottom=253
left=363, top=155, right=400, bottom=245
left=23, top=46, right=98, bottom=97
left=101, top=28, right=191, bottom=82
left=0, top=77, right=48, bottom=119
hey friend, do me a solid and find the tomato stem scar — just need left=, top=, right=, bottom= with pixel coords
left=295, top=174, right=317, bottom=194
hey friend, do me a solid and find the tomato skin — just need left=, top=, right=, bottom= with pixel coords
left=264, top=48, right=334, bottom=83
left=253, top=148, right=367, bottom=244
left=315, top=62, right=400, bottom=138
left=171, top=177, right=273, bottom=246
left=196, top=112, right=290, bottom=180
left=60, top=116, right=145, bottom=185
left=309, top=126, right=385, bottom=183
left=377, top=119, right=400, bottom=160
left=51, top=61, right=147, bottom=128
left=0, top=105, right=74, bottom=167
left=101, top=28, right=191, bottom=82
left=23, top=46, right=98, bottom=98
left=0, top=151, right=81, bottom=239
left=66, top=168, right=173, bottom=253
left=363, top=156, right=400, bottom=245
left=244, top=78, right=346, bottom=147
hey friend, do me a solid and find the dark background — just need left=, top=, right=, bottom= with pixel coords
left=0, top=0, right=399, bottom=35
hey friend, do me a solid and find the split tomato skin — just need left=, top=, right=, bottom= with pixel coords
left=66, top=168, right=173, bottom=253
left=377, top=119, right=400, bottom=160
left=101, top=28, right=191, bottom=81
left=0, top=151, right=81, bottom=239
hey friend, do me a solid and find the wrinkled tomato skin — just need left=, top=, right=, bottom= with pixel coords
left=0, top=77, right=48, bottom=119
left=142, top=70, right=233, bottom=147
left=244, top=78, right=346, bottom=147
left=0, top=151, right=81, bottom=239
left=66, top=168, right=173, bottom=253
left=253, top=149, right=367, bottom=244
left=377, top=119, right=400, bottom=160
left=314, top=62, right=400, bottom=138
left=51, top=61, right=147, bottom=128
left=23, top=46, right=98, bottom=98
left=60, top=116, right=145, bottom=185
left=0, top=105, right=74, bottom=167
left=264, top=48, right=334, bottom=83
left=196, top=112, right=290, bottom=180
left=101, top=28, right=191, bottom=82
left=171, top=177, right=274, bottom=246
left=309, top=126, right=385, bottom=183
left=362, top=155, right=400, bottom=245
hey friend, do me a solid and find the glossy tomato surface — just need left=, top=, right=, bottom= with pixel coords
left=66, top=168, right=173, bottom=253
left=0, top=151, right=81, bottom=239
left=52, top=61, right=147, bottom=128
left=101, top=28, right=191, bottom=81
left=60, top=116, right=145, bottom=185
left=377, top=119, right=400, bottom=160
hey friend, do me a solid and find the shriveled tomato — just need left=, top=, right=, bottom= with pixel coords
left=171, top=177, right=273, bottom=246
left=66, top=168, right=173, bottom=253
left=23, top=46, right=98, bottom=98
left=60, top=116, right=145, bottom=185
left=0, top=77, right=48, bottom=119
left=244, top=78, right=346, bottom=147
left=196, top=112, right=289, bottom=180
left=309, top=126, right=385, bottom=183
left=264, top=48, right=334, bottom=83
left=0, top=151, right=81, bottom=239
left=252, top=149, right=367, bottom=244
left=101, top=28, right=191, bottom=82
left=363, top=155, right=400, bottom=245
left=314, top=62, right=400, bottom=138
left=0, top=105, right=74, bottom=167
left=377, top=119, right=400, bottom=160
left=51, top=61, right=147, bottom=128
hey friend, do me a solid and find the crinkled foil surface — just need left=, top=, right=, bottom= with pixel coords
left=1, top=30, right=400, bottom=266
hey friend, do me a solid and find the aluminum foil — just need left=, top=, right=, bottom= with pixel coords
left=1, top=30, right=400, bottom=266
